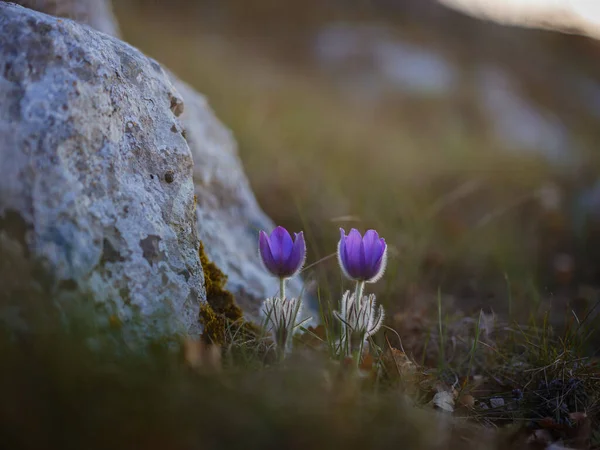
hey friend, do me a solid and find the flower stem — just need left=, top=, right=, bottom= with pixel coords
left=347, top=280, right=365, bottom=361
left=355, top=281, right=366, bottom=367
left=355, top=281, right=365, bottom=306
left=280, top=277, right=286, bottom=301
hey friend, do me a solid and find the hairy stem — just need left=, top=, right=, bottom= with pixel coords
left=348, top=281, right=365, bottom=359
left=280, top=277, right=286, bottom=301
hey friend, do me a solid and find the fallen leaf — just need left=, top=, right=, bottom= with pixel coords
left=433, top=390, right=455, bottom=413
left=389, top=348, right=417, bottom=375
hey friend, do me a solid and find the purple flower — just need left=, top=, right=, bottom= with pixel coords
left=337, top=228, right=387, bottom=283
left=259, top=226, right=306, bottom=279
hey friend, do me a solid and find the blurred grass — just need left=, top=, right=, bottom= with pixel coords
left=0, top=239, right=597, bottom=450
left=112, top=1, right=590, bottom=324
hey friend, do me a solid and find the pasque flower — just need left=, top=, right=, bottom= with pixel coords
left=259, top=226, right=306, bottom=279
left=258, top=226, right=308, bottom=361
left=336, top=228, right=387, bottom=363
left=338, top=228, right=387, bottom=283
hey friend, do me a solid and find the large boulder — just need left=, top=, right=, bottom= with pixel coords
left=0, top=3, right=205, bottom=336
left=1, top=0, right=309, bottom=324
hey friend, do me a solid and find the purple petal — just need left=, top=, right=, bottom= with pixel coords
left=338, top=228, right=351, bottom=278
left=362, top=230, right=380, bottom=269
left=373, top=239, right=386, bottom=268
left=338, top=228, right=388, bottom=281
left=358, top=239, right=367, bottom=279
left=270, top=226, right=293, bottom=266
left=368, top=238, right=388, bottom=282
left=282, top=231, right=306, bottom=277
left=259, top=230, right=276, bottom=273
left=370, top=238, right=385, bottom=270
left=339, top=228, right=358, bottom=279
left=345, top=229, right=364, bottom=279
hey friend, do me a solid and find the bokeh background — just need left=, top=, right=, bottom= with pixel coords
left=114, top=0, right=600, bottom=327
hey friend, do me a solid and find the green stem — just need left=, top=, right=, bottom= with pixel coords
left=280, top=277, right=286, bottom=301
left=277, top=278, right=288, bottom=363
left=355, top=281, right=365, bottom=306
left=356, top=281, right=366, bottom=368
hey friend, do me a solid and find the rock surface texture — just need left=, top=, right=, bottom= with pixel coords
left=0, top=3, right=205, bottom=336
left=1, top=0, right=308, bottom=323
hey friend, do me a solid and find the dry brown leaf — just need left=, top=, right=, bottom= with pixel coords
left=389, top=348, right=417, bottom=374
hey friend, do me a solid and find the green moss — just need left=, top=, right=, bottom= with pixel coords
left=199, top=241, right=242, bottom=322
left=198, top=241, right=259, bottom=345
left=198, top=303, right=227, bottom=345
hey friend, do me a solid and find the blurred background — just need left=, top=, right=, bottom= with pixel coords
left=114, top=0, right=600, bottom=326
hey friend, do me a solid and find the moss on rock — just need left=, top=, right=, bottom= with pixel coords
left=198, top=241, right=242, bottom=321
left=198, top=242, right=259, bottom=345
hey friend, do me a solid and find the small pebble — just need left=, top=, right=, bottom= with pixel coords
left=490, top=397, right=505, bottom=408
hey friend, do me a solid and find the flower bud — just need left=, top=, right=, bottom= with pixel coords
left=259, top=226, right=306, bottom=279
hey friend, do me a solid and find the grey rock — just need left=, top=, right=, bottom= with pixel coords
left=1, top=0, right=310, bottom=324
left=0, top=3, right=205, bottom=337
